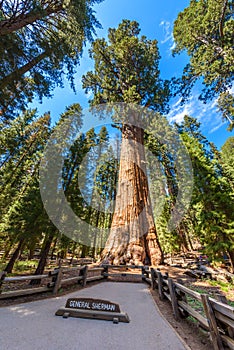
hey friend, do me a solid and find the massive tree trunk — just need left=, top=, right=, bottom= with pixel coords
left=102, top=123, right=163, bottom=265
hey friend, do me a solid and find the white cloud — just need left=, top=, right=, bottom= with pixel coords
left=167, top=91, right=225, bottom=133
left=86, top=90, right=93, bottom=99
left=159, top=20, right=175, bottom=52
left=210, top=122, right=226, bottom=133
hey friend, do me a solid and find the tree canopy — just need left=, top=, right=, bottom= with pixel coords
left=173, top=0, right=234, bottom=130
left=82, top=19, right=170, bottom=112
left=0, top=0, right=102, bottom=120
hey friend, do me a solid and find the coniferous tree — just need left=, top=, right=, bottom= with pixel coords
left=83, top=20, right=171, bottom=265
left=173, top=0, right=234, bottom=129
left=0, top=0, right=103, bottom=119
left=177, top=116, right=234, bottom=271
left=0, top=110, right=52, bottom=272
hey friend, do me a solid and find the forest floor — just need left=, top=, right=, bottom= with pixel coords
left=0, top=265, right=233, bottom=350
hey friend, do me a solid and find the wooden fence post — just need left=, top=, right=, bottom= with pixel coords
left=156, top=270, right=165, bottom=300
left=150, top=268, right=157, bottom=290
left=141, top=266, right=149, bottom=281
left=102, top=265, right=109, bottom=279
left=141, top=266, right=145, bottom=281
left=168, top=278, right=180, bottom=321
left=176, top=278, right=189, bottom=318
left=201, top=294, right=224, bottom=350
left=216, top=294, right=234, bottom=339
left=0, top=271, right=6, bottom=294
left=80, top=265, right=88, bottom=287
left=53, top=268, right=63, bottom=295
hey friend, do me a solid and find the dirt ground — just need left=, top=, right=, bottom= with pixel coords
left=0, top=265, right=233, bottom=350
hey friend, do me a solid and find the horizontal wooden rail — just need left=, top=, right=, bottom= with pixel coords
left=178, top=300, right=209, bottom=329
left=220, top=335, right=234, bottom=350
left=151, top=268, right=234, bottom=350
left=101, top=265, right=145, bottom=269
left=60, top=276, right=83, bottom=286
left=61, top=266, right=84, bottom=272
left=0, top=265, right=102, bottom=299
left=102, top=273, right=143, bottom=278
left=4, top=274, right=48, bottom=282
left=0, top=286, right=51, bottom=299
left=89, top=267, right=104, bottom=272
left=144, top=277, right=151, bottom=285
left=210, top=298, right=234, bottom=319
left=86, top=276, right=104, bottom=282
left=174, top=282, right=202, bottom=301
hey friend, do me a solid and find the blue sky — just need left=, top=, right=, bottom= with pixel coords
left=31, top=0, right=233, bottom=149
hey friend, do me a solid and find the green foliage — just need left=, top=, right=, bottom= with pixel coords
left=177, top=116, right=234, bottom=266
left=83, top=19, right=171, bottom=112
left=221, top=136, right=234, bottom=188
left=217, top=92, right=234, bottom=131
left=0, top=109, right=55, bottom=261
left=173, top=0, right=234, bottom=128
left=0, top=0, right=102, bottom=119
left=208, top=279, right=233, bottom=293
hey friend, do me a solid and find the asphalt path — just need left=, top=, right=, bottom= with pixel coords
left=0, top=282, right=189, bottom=350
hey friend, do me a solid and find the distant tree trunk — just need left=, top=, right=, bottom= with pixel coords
left=2, top=239, right=14, bottom=260
left=227, top=249, right=234, bottom=273
left=91, top=204, right=101, bottom=259
left=50, top=237, right=58, bottom=261
left=178, top=225, right=189, bottom=253
left=30, top=233, right=54, bottom=284
left=102, top=123, right=163, bottom=265
left=4, top=238, right=25, bottom=273
left=28, top=248, right=35, bottom=260
left=81, top=244, right=88, bottom=258
left=27, top=239, right=38, bottom=260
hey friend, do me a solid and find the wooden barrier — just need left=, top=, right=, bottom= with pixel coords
left=151, top=268, right=234, bottom=350
left=0, top=271, right=55, bottom=299
left=0, top=265, right=104, bottom=299
left=101, top=264, right=150, bottom=282
left=1, top=264, right=233, bottom=350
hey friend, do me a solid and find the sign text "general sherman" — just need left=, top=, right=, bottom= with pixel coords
left=65, top=298, right=120, bottom=313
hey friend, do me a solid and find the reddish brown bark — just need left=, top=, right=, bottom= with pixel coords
left=102, top=123, right=163, bottom=265
left=0, top=4, right=63, bottom=36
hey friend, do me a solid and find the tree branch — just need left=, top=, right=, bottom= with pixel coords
left=0, top=51, right=48, bottom=89
left=0, top=3, right=63, bottom=35
left=192, top=34, right=228, bottom=58
left=219, top=0, right=228, bottom=40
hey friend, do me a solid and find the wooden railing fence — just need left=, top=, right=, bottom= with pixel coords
left=101, top=264, right=150, bottom=280
left=150, top=268, right=234, bottom=350
left=1, top=265, right=233, bottom=350
left=0, top=266, right=104, bottom=299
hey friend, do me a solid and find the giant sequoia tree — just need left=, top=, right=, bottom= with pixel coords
left=173, top=0, right=234, bottom=130
left=0, top=0, right=102, bottom=119
left=83, top=20, right=170, bottom=265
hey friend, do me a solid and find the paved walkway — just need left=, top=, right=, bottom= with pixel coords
left=0, top=282, right=188, bottom=350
